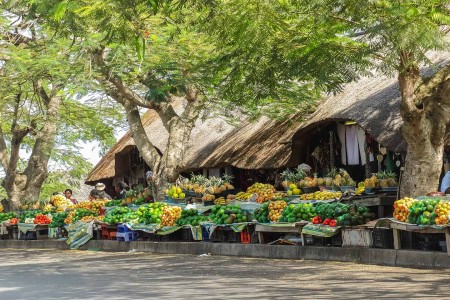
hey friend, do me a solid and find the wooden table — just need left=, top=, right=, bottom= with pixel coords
left=255, top=222, right=308, bottom=245
left=389, top=222, right=450, bottom=256
left=342, top=195, right=396, bottom=218
left=18, top=224, right=49, bottom=240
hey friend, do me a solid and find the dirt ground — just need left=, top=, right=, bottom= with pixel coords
left=0, top=249, right=448, bottom=299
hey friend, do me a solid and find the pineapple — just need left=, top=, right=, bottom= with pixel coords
left=317, top=178, right=325, bottom=186
left=376, top=171, right=389, bottom=188
left=386, top=171, right=398, bottom=187
left=324, top=177, right=333, bottom=187
left=333, top=177, right=342, bottom=187
left=365, top=178, right=375, bottom=189
left=370, top=175, right=379, bottom=188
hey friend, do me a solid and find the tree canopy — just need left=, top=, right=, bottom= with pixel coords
left=0, top=1, right=126, bottom=205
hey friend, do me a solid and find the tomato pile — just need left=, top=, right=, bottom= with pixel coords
left=34, top=214, right=51, bottom=224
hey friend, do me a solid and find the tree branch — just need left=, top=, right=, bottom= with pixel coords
left=33, top=81, right=50, bottom=105
left=2, top=32, right=33, bottom=46
left=91, top=48, right=178, bottom=131
left=22, top=93, right=62, bottom=192
left=122, top=99, right=163, bottom=168
left=398, top=51, right=421, bottom=116
left=415, top=62, right=450, bottom=101
left=0, top=124, right=10, bottom=172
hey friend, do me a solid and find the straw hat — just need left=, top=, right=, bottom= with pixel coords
left=95, top=182, right=106, bottom=191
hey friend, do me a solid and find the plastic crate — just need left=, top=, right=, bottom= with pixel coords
left=160, top=230, right=182, bottom=242
left=116, top=224, right=139, bottom=242
left=101, top=224, right=118, bottom=240
left=240, top=229, right=251, bottom=244
left=372, top=228, right=394, bottom=249
left=181, top=227, right=194, bottom=242
left=201, top=226, right=211, bottom=242
left=223, top=228, right=241, bottom=243
left=342, top=228, right=372, bottom=247
left=202, top=227, right=225, bottom=242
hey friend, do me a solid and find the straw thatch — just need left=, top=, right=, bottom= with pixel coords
left=186, top=52, right=450, bottom=169
left=289, top=51, right=450, bottom=156
left=85, top=99, right=238, bottom=184
left=86, top=52, right=450, bottom=183
left=183, top=116, right=304, bottom=170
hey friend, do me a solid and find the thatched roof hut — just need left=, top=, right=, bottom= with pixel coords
left=85, top=100, right=238, bottom=184
left=86, top=52, right=449, bottom=184
left=184, top=75, right=405, bottom=172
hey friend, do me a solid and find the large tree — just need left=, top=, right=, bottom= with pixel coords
left=198, top=0, right=450, bottom=197
left=0, top=3, right=122, bottom=209
left=24, top=1, right=224, bottom=198
left=33, top=0, right=338, bottom=199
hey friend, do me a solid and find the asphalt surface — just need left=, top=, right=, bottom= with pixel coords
left=0, top=249, right=449, bottom=299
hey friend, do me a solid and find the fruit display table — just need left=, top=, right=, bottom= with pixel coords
left=18, top=223, right=49, bottom=240
left=387, top=221, right=450, bottom=256
left=255, top=221, right=308, bottom=245
left=0, top=223, right=18, bottom=240
left=342, top=195, right=396, bottom=218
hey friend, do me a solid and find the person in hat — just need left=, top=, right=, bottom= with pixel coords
left=95, top=182, right=112, bottom=200
left=89, top=189, right=100, bottom=201
left=146, top=171, right=153, bottom=185
left=115, top=181, right=129, bottom=200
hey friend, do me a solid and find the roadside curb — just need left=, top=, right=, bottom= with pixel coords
left=0, top=240, right=449, bottom=268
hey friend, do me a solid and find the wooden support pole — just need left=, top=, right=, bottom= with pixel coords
left=393, top=228, right=401, bottom=250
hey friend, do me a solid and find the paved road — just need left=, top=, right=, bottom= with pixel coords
left=0, top=249, right=449, bottom=299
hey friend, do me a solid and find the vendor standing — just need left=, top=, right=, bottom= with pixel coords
left=441, top=171, right=450, bottom=194
left=115, top=181, right=128, bottom=200
left=95, top=182, right=112, bottom=200
left=64, top=189, right=78, bottom=204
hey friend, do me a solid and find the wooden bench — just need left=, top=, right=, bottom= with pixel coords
left=389, top=222, right=450, bottom=256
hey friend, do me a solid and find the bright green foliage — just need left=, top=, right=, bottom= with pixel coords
left=30, top=0, right=220, bottom=105
left=0, top=1, right=125, bottom=204
left=301, top=0, right=450, bottom=73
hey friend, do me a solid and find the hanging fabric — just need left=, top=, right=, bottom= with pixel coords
left=336, top=123, right=347, bottom=165
left=385, top=153, right=396, bottom=173
left=345, top=125, right=359, bottom=165
left=356, top=126, right=367, bottom=165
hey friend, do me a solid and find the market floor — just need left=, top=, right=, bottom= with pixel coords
left=0, top=249, right=449, bottom=300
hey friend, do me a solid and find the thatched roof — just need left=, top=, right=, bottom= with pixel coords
left=185, top=75, right=404, bottom=171
left=186, top=53, right=450, bottom=169
left=86, top=52, right=449, bottom=183
left=85, top=100, right=238, bottom=184
left=183, top=116, right=304, bottom=170
left=289, top=52, right=450, bottom=155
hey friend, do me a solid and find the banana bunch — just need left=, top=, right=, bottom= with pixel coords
left=235, top=192, right=253, bottom=201
left=300, top=191, right=342, bottom=201
left=355, top=187, right=365, bottom=195
left=214, top=197, right=228, bottom=206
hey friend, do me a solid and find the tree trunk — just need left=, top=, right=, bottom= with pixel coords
left=3, top=92, right=61, bottom=210
left=398, top=59, right=450, bottom=198
left=401, top=123, right=444, bottom=197
left=92, top=49, right=202, bottom=201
